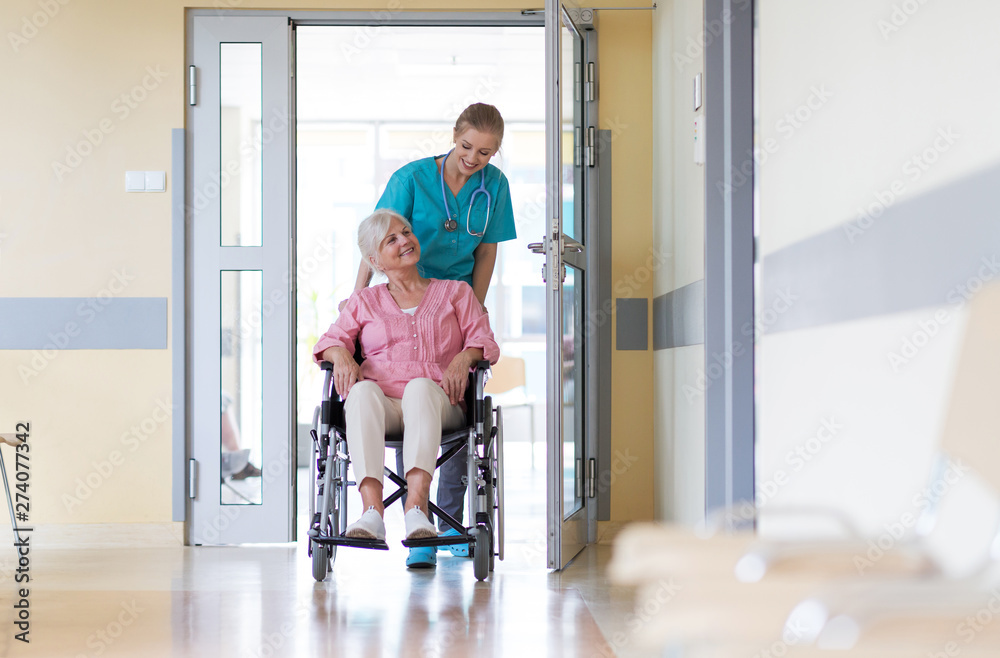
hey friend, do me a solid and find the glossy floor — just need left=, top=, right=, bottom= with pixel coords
left=3, top=543, right=636, bottom=658
left=0, top=441, right=650, bottom=658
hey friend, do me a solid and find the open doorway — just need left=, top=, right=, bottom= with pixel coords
left=293, top=24, right=548, bottom=567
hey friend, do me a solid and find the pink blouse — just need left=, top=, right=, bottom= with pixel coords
left=313, top=279, right=500, bottom=399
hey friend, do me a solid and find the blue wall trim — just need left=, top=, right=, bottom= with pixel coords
left=0, top=297, right=167, bottom=349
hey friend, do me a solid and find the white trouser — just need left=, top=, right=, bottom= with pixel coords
left=344, top=378, right=465, bottom=486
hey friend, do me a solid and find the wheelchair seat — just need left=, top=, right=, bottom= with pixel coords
left=308, top=360, right=504, bottom=581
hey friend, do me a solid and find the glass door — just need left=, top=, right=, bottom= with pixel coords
left=539, top=4, right=588, bottom=569
left=188, top=15, right=295, bottom=544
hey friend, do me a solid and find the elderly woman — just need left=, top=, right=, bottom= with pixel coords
left=314, top=209, right=500, bottom=543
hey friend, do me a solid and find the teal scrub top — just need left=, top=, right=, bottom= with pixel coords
left=375, top=155, right=517, bottom=285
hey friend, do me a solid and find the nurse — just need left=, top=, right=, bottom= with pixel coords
left=346, top=103, right=516, bottom=568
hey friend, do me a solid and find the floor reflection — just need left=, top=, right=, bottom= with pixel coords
left=7, top=442, right=621, bottom=657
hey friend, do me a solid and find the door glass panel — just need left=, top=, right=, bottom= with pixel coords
left=220, top=43, right=263, bottom=247
left=562, top=265, right=584, bottom=518
left=221, top=270, right=263, bottom=504
left=561, top=26, right=580, bottom=242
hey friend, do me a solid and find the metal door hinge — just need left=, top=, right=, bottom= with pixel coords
left=188, top=458, right=197, bottom=498
left=586, top=62, right=596, bottom=102
left=188, top=65, right=197, bottom=106
left=586, top=126, right=596, bottom=167
left=587, top=458, right=596, bottom=498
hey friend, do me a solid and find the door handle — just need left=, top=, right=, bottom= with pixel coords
left=562, top=236, right=584, bottom=253
left=527, top=236, right=583, bottom=255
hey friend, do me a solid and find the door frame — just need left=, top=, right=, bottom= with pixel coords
left=186, top=14, right=296, bottom=544
left=181, top=8, right=611, bottom=551
left=703, top=0, right=755, bottom=526
left=543, top=3, right=606, bottom=569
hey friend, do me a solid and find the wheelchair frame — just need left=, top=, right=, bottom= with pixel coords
left=308, top=360, right=504, bottom=582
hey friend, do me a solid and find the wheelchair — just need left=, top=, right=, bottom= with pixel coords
left=308, top=360, right=505, bottom=582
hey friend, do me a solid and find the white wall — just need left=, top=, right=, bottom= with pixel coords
left=651, top=0, right=706, bottom=524
left=756, top=0, right=1000, bottom=537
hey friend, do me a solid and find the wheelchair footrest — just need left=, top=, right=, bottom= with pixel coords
left=313, top=535, right=389, bottom=551
left=402, top=535, right=474, bottom=549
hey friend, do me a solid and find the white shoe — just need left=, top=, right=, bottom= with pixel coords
left=345, top=507, right=386, bottom=541
left=404, top=507, right=438, bottom=540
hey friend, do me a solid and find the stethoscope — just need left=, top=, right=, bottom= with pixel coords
left=439, top=149, right=491, bottom=237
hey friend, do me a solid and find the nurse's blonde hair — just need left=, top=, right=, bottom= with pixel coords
left=358, top=209, right=414, bottom=274
left=454, top=103, right=504, bottom=150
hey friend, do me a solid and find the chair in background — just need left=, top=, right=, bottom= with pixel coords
left=779, top=281, right=1000, bottom=650
left=607, top=283, right=1000, bottom=655
left=485, top=355, right=537, bottom=467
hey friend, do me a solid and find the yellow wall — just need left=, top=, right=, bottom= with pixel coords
left=0, top=0, right=655, bottom=527
left=598, top=11, right=656, bottom=523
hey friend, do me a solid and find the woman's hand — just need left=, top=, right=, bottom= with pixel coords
left=441, top=350, right=475, bottom=406
left=322, top=346, right=363, bottom=398
left=441, top=348, right=484, bottom=406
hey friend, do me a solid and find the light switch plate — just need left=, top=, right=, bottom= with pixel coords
left=145, top=171, right=166, bottom=192
left=125, top=171, right=145, bottom=192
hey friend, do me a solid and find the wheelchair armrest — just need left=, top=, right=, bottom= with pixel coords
left=317, top=360, right=346, bottom=429
left=465, top=360, right=493, bottom=426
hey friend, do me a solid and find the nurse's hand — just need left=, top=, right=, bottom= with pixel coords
left=338, top=299, right=349, bottom=313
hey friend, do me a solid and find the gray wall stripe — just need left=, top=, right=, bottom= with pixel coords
left=653, top=279, right=705, bottom=349
left=761, top=163, right=1000, bottom=334
left=615, top=298, right=648, bottom=351
left=171, top=128, right=186, bottom=523
left=0, top=297, right=167, bottom=349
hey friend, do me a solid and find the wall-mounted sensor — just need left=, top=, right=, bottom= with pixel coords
left=694, top=115, right=705, bottom=165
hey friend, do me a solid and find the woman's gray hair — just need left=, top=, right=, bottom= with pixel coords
left=358, top=209, right=413, bottom=274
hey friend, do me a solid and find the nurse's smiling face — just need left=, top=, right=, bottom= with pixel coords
left=451, top=127, right=499, bottom=177
left=374, top=216, right=421, bottom=273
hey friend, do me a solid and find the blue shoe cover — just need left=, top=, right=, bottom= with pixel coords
left=406, top=546, right=437, bottom=568
left=439, top=527, right=470, bottom=557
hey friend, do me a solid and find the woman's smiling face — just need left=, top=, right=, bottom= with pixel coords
left=374, top=216, right=420, bottom=273
left=451, top=127, right=499, bottom=176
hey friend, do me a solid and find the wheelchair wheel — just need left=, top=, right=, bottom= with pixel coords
left=311, top=495, right=339, bottom=582
left=311, top=542, right=328, bottom=582
left=487, top=404, right=504, bottom=563
left=474, top=526, right=492, bottom=581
